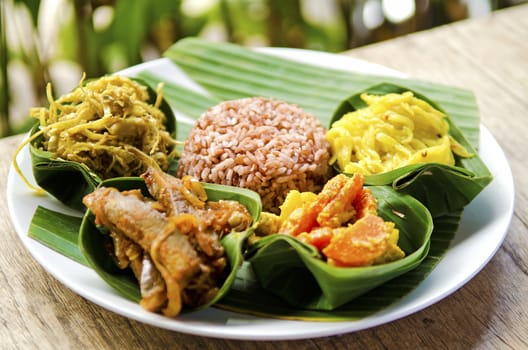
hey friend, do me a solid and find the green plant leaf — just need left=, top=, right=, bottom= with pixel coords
left=28, top=206, right=87, bottom=266
left=78, top=176, right=262, bottom=312
left=29, top=130, right=102, bottom=211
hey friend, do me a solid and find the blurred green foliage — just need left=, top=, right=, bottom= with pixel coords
left=0, top=0, right=524, bottom=137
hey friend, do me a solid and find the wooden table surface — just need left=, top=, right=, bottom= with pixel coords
left=1, top=4, right=527, bottom=350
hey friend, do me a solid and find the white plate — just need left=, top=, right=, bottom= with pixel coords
left=7, top=49, right=514, bottom=341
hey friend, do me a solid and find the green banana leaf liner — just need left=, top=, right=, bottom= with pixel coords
left=78, top=176, right=262, bottom=312
left=329, top=82, right=493, bottom=218
left=28, top=77, right=177, bottom=212
left=248, top=185, right=433, bottom=311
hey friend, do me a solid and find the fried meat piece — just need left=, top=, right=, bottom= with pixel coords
left=142, top=167, right=252, bottom=239
left=83, top=167, right=254, bottom=317
left=138, top=253, right=167, bottom=312
left=141, top=167, right=206, bottom=215
left=83, top=187, right=201, bottom=317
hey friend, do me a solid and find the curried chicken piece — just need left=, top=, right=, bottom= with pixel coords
left=108, top=229, right=142, bottom=270
left=141, top=166, right=206, bottom=215
left=104, top=228, right=167, bottom=312
left=142, top=167, right=252, bottom=236
left=83, top=167, right=253, bottom=317
left=142, top=167, right=252, bottom=266
left=83, top=187, right=202, bottom=316
left=138, top=253, right=168, bottom=312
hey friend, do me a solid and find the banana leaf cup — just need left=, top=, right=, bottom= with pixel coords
left=28, top=77, right=177, bottom=212
left=248, top=185, right=433, bottom=311
left=78, top=177, right=262, bottom=313
left=329, top=82, right=493, bottom=218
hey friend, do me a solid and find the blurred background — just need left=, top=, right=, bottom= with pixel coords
left=1, top=0, right=526, bottom=138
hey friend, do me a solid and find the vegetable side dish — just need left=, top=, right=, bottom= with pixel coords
left=256, top=173, right=405, bottom=267
left=327, top=91, right=473, bottom=175
left=25, top=75, right=177, bottom=180
left=82, top=167, right=253, bottom=317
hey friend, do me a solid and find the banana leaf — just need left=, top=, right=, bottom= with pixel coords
left=329, top=83, right=492, bottom=217
left=162, top=37, right=482, bottom=150
left=247, top=185, right=433, bottom=310
left=29, top=206, right=88, bottom=266
left=78, top=177, right=262, bottom=311
left=28, top=77, right=176, bottom=212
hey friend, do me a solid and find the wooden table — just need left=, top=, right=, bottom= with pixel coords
left=1, top=4, right=527, bottom=349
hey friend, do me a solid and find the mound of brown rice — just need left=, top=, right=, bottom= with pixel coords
left=176, top=97, right=331, bottom=213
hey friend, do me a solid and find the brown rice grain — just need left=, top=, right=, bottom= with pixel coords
left=177, top=97, right=332, bottom=213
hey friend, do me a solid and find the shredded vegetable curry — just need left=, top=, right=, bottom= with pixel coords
left=15, top=75, right=178, bottom=191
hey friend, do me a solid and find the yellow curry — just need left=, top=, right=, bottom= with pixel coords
left=326, top=92, right=472, bottom=175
